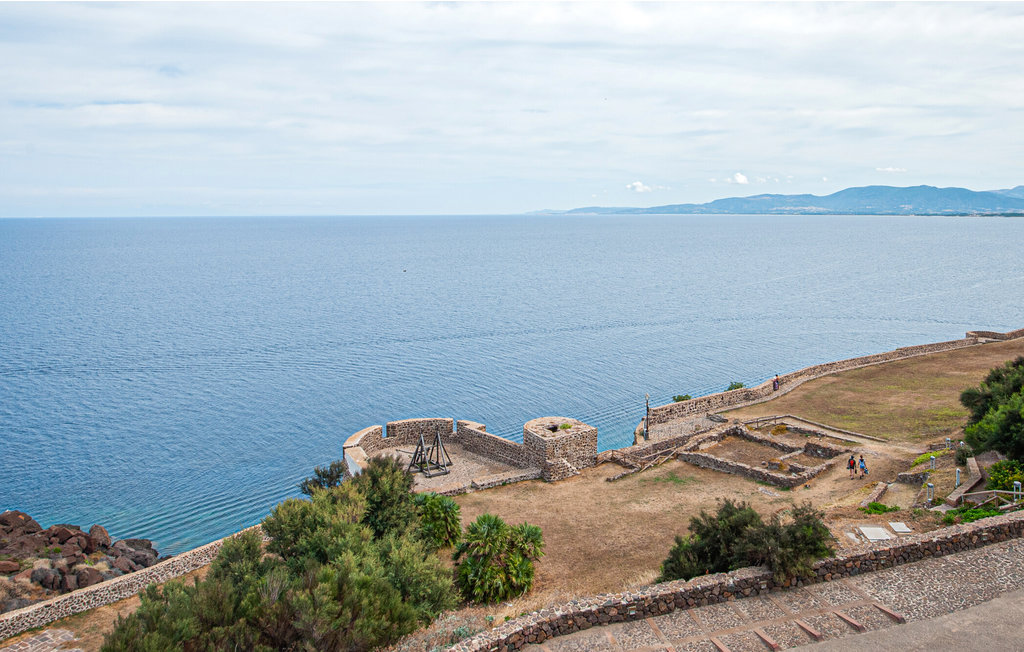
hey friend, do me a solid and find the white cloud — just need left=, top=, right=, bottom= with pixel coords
left=1, top=2, right=1022, bottom=214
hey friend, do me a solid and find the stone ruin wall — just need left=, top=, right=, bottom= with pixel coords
left=647, top=334, right=985, bottom=427
left=674, top=425, right=846, bottom=488
left=448, top=510, right=1024, bottom=652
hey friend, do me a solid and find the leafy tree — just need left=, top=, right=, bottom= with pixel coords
left=965, top=388, right=1024, bottom=461
left=298, top=459, right=350, bottom=496
left=726, top=381, right=745, bottom=391
left=673, top=394, right=692, bottom=402
left=960, top=357, right=1024, bottom=424
left=453, top=514, right=544, bottom=604
left=414, top=492, right=462, bottom=550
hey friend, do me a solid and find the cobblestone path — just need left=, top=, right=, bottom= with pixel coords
left=0, top=629, right=80, bottom=652
left=525, top=537, right=1024, bottom=652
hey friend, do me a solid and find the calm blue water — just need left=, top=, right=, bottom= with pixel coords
left=2, top=214, right=1023, bottom=554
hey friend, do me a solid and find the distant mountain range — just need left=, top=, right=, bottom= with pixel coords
left=549, top=185, right=1024, bottom=215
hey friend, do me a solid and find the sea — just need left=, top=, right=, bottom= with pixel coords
left=2, top=214, right=1023, bottom=554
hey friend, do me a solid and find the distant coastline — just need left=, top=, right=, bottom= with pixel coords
left=539, top=183, right=1024, bottom=216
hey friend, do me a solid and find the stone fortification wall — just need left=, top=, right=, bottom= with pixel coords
left=0, top=526, right=264, bottom=641
left=386, top=418, right=454, bottom=447
left=967, top=327, right=1024, bottom=340
left=454, top=421, right=533, bottom=469
left=648, top=335, right=983, bottom=427
left=522, top=418, right=599, bottom=482
left=448, top=510, right=1024, bottom=652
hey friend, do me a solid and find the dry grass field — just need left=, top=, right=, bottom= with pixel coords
left=725, top=338, right=1024, bottom=441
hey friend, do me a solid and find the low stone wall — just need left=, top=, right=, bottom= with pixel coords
left=648, top=334, right=987, bottom=427
left=673, top=426, right=843, bottom=488
left=859, top=481, right=889, bottom=507
left=454, top=421, right=533, bottom=469
left=676, top=451, right=829, bottom=488
left=448, top=510, right=1024, bottom=652
left=0, top=525, right=263, bottom=641
left=896, top=471, right=929, bottom=485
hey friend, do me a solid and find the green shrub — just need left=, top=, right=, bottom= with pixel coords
left=985, top=459, right=1024, bottom=491
left=453, top=515, right=544, bottom=604
left=941, top=505, right=1002, bottom=525
left=955, top=445, right=974, bottom=466
left=735, top=503, right=833, bottom=584
left=103, top=460, right=457, bottom=652
left=673, top=394, right=692, bottom=402
left=353, top=456, right=418, bottom=538
left=415, top=492, right=462, bottom=550
left=726, top=381, right=745, bottom=391
left=298, top=459, right=349, bottom=496
left=658, top=500, right=832, bottom=584
left=960, top=356, right=1024, bottom=425
left=860, top=502, right=900, bottom=514
left=965, top=388, right=1024, bottom=461
left=559, top=423, right=572, bottom=430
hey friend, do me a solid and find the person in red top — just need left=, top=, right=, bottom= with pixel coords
left=848, top=455, right=857, bottom=479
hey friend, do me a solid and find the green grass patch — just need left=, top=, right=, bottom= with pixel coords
left=860, top=502, right=900, bottom=514
left=942, top=505, right=1003, bottom=525
left=642, top=471, right=697, bottom=486
left=911, top=449, right=951, bottom=467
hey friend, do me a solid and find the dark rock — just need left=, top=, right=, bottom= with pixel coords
left=0, top=560, right=19, bottom=574
left=50, top=526, right=76, bottom=544
left=61, top=573, right=78, bottom=592
left=31, top=567, right=60, bottom=590
left=89, top=524, right=111, bottom=548
left=3, top=598, right=34, bottom=612
left=76, top=566, right=104, bottom=589
left=112, top=556, right=134, bottom=573
left=121, top=538, right=154, bottom=552
left=100, top=570, right=122, bottom=581
left=0, top=511, right=41, bottom=533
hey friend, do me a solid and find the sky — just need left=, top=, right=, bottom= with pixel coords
left=1, top=1, right=1023, bottom=217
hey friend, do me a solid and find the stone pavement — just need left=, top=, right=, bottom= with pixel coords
left=524, top=536, right=1024, bottom=652
left=0, top=629, right=80, bottom=652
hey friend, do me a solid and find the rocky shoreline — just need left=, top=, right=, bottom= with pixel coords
left=0, top=511, right=163, bottom=614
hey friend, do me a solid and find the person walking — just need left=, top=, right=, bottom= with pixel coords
left=848, top=455, right=856, bottom=479
left=859, top=454, right=868, bottom=478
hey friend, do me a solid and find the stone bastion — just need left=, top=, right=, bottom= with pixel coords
left=342, top=416, right=601, bottom=494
